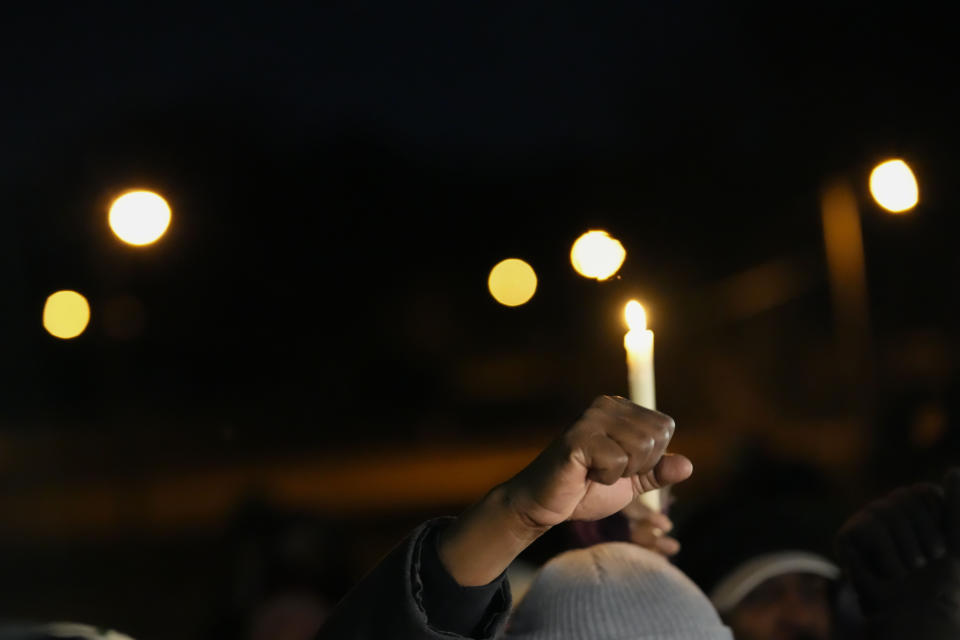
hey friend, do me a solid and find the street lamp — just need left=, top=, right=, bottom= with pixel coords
left=869, top=159, right=919, bottom=214
left=570, top=230, right=626, bottom=281
left=108, top=190, right=172, bottom=246
left=821, top=159, right=919, bottom=342
left=819, top=158, right=919, bottom=416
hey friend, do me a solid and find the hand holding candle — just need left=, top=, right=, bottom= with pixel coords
left=624, top=300, right=661, bottom=512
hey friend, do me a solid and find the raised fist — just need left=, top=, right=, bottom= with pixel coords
left=503, top=395, right=692, bottom=531
left=836, top=481, right=946, bottom=611
left=836, top=471, right=960, bottom=639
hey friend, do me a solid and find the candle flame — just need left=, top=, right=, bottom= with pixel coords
left=624, top=300, right=647, bottom=331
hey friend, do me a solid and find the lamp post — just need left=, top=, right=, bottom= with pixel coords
left=819, top=158, right=918, bottom=426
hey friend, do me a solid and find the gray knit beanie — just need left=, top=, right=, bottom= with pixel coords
left=506, top=542, right=733, bottom=640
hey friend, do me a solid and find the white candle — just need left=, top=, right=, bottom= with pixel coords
left=624, top=300, right=660, bottom=511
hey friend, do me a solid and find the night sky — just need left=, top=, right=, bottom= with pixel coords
left=2, top=1, right=959, bottom=456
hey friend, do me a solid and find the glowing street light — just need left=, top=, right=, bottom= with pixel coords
left=570, top=230, right=626, bottom=280
left=488, top=258, right=537, bottom=307
left=108, top=190, right=172, bottom=246
left=821, top=157, right=922, bottom=421
left=43, top=290, right=91, bottom=339
left=869, top=159, right=919, bottom=213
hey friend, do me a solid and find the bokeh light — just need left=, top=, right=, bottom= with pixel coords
left=570, top=230, right=626, bottom=280
left=43, top=290, right=91, bottom=339
left=108, top=190, right=172, bottom=245
left=869, top=159, right=918, bottom=213
left=488, top=258, right=537, bottom=307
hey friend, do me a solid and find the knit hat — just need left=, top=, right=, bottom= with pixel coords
left=707, top=550, right=839, bottom=614
left=506, top=542, right=733, bottom=640
left=673, top=496, right=841, bottom=615
left=0, top=623, right=134, bottom=640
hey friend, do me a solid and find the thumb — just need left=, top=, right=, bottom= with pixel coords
left=637, top=453, right=692, bottom=492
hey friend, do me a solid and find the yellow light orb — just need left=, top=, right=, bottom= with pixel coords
left=108, top=190, right=172, bottom=245
left=570, top=230, right=626, bottom=280
left=488, top=258, right=537, bottom=307
left=43, top=290, right=91, bottom=339
left=869, top=159, right=919, bottom=213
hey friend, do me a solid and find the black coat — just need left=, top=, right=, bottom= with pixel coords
left=317, top=518, right=512, bottom=640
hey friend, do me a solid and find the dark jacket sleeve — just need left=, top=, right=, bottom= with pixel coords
left=316, top=517, right=512, bottom=640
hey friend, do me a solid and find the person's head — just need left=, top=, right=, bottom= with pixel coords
left=506, top=542, right=733, bottom=639
left=674, top=495, right=842, bottom=640
left=708, top=552, right=838, bottom=640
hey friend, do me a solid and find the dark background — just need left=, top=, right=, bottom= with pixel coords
left=1, top=2, right=959, bottom=638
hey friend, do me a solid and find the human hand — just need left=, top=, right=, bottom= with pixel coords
left=504, top=395, right=692, bottom=532
left=836, top=471, right=960, bottom=639
left=438, top=396, right=691, bottom=587
left=836, top=481, right=946, bottom=611
left=621, top=495, right=681, bottom=556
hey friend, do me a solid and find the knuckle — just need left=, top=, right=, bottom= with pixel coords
left=654, top=428, right=671, bottom=447
left=639, top=411, right=674, bottom=437
left=642, top=435, right=656, bottom=453
left=592, top=395, right=616, bottom=409
left=610, top=450, right=630, bottom=468
left=582, top=407, right=605, bottom=422
left=576, top=408, right=610, bottom=434
left=660, top=414, right=676, bottom=433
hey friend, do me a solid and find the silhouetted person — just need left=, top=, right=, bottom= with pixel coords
left=836, top=469, right=960, bottom=640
